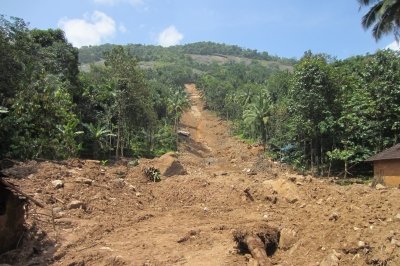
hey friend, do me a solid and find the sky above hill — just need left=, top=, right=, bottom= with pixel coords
left=2, top=0, right=399, bottom=59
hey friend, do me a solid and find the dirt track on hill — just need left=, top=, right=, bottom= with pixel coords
left=1, top=84, right=400, bottom=266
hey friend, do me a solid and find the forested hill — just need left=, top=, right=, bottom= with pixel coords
left=78, top=41, right=297, bottom=66
left=2, top=15, right=400, bottom=178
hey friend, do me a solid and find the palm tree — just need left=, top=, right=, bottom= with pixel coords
left=83, top=122, right=115, bottom=158
left=242, top=92, right=271, bottom=145
left=359, top=0, right=400, bottom=40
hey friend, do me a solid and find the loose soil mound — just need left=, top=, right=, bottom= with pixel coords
left=1, top=84, right=400, bottom=266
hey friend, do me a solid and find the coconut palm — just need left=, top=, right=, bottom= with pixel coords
left=359, top=0, right=400, bottom=40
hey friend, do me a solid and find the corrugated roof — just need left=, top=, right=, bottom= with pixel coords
left=365, top=143, right=400, bottom=162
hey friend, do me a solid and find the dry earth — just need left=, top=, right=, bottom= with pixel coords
left=1, top=84, right=400, bottom=266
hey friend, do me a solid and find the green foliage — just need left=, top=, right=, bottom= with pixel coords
left=78, top=42, right=297, bottom=65
left=0, top=16, right=80, bottom=159
left=6, top=73, right=79, bottom=159
left=359, top=0, right=400, bottom=40
left=143, top=166, right=161, bottom=182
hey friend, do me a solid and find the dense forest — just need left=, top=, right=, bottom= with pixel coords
left=1, top=14, right=400, bottom=178
left=198, top=50, right=400, bottom=176
left=79, top=41, right=297, bottom=65
left=0, top=16, right=193, bottom=160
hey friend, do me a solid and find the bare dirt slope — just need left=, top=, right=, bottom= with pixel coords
left=1, top=84, right=400, bottom=266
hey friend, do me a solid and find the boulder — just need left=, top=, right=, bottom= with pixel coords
left=263, top=178, right=299, bottom=203
left=279, top=228, right=297, bottom=250
left=154, top=152, right=187, bottom=177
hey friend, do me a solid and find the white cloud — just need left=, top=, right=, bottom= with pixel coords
left=157, top=25, right=184, bottom=47
left=93, top=0, right=144, bottom=7
left=58, top=11, right=116, bottom=47
left=386, top=40, right=400, bottom=51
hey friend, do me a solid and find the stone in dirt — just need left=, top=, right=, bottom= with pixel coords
left=320, top=250, right=341, bottom=266
left=375, top=184, right=386, bottom=190
left=391, top=238, right=400, bottom=247
left=279, top=228, right=298, bottom=250
left=113, top=178, right=125, bottom=188
left=263, top=178, right=299, bottom=203
left=67, top=200, right=85, bottom=210
left=51, top=180, right=64, bottom=189
left=75, top=177, right=93, bottom=185
left=154, top=152, right=187, bottom=177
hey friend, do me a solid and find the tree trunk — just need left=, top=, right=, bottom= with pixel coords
left=243, top=235, right=271, bottom=266
left=310, top=139, right=314, bottom=175
left=116, top=124, right=120, bottom=159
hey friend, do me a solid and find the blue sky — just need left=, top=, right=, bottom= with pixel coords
left=2, top=0, right=398, bottom=59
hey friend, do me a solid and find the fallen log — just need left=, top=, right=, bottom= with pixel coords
left=0, top=178, right=44, bottom=208
left=233, top=224, right=280, bottom=266
left=243, top=234, right=270, bottom=266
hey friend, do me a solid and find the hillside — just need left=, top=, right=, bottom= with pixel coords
left=78, top=42, right=295, bottom=72
left=2, top=84, right=400, bottom=266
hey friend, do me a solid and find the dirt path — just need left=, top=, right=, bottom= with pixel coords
left=2, top=84, right=400, bottom=266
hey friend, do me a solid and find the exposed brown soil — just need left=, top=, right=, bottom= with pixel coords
left=1, top=84, right=400, bottom=266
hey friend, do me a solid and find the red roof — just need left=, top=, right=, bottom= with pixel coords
left=365, top=144, right=400, bottom=162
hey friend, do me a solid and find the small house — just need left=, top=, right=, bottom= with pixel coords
left=366, top=144, right=400, bottom=187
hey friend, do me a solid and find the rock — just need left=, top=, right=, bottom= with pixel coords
left=329, top=212, right=340, bottom=221
left=279, top=228, right=297, bottom=250
left=263, top=178, right=299, bottom=203
left=316, top=199, right=324, bottom=205
left=67, top=200, right=85, bottom=210
left=105, top=255, right=128, bottom=265
left=177, top=130, right=190, bottom=137
left=265, top=195, right=278, bottom=204
left=112, top=178, right=125, bottom=188
left=135, top=192, right=142, bottom=197
left=215, top=171, right=228, bottom=176
left=320, top=250, right=340, bottom=266
left=375, top=184, right=386, bottom=190
left=154, top=153, right=187, bottom=177
left=395, top=213, right=400, bottom=221
left=53, top=207, right=63, bottom=214
left=75, top=177, right=93, bottom=185
left=357, top=241, right=366, bottom=248
left=391, top=238, right=400, bottom=247
left=51, top=180, right=64, bottom=189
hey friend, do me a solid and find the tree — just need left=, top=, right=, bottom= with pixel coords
left=288, top=52, right=337, bottom=173
left=359, top=0, right=400, bottom=40
left=242, top=92, right=271, bottom=145
left=104, top=46, right=157, bottom=158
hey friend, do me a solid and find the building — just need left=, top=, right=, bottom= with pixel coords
left=366, top=144, right=400, bottom=187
